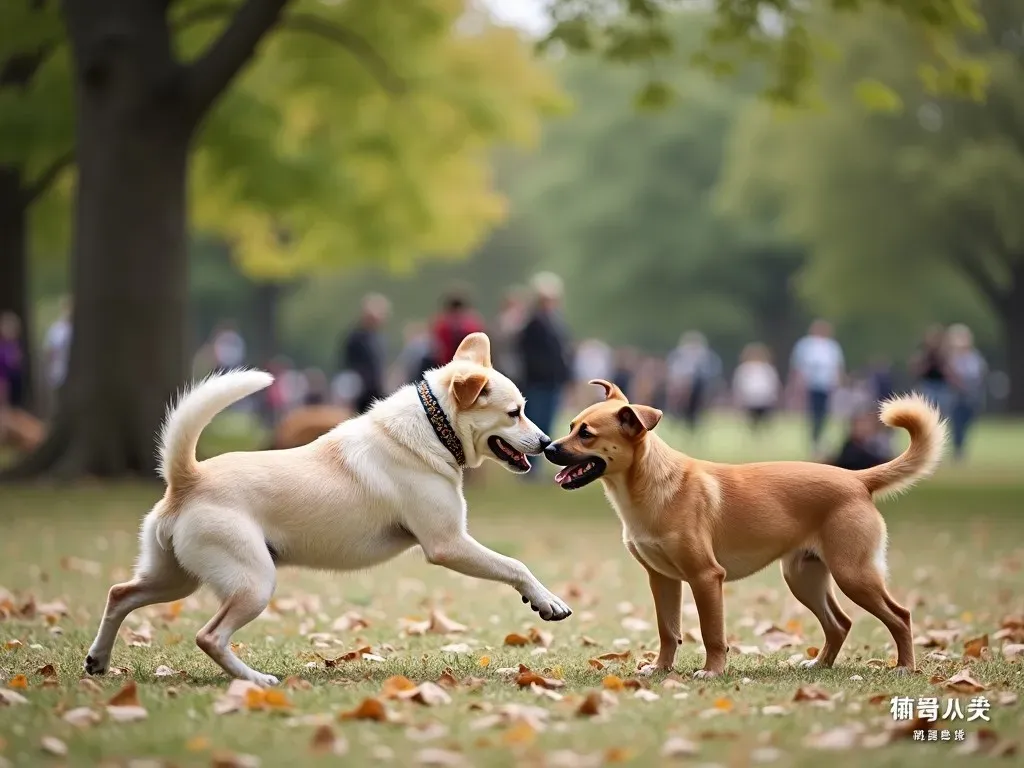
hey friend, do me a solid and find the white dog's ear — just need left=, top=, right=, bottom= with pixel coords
left=451, top=372, right=488, bottom=408
left=590, top=378, right=627, bottom=402
left=453, top=332, right=492, bottom=368
left=617, top=404, right=662, bottom=438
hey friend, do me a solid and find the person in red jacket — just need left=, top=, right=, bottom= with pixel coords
left=432, top=290, right=485, bottom=366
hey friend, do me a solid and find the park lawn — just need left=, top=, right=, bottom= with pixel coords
left=1, top=471, right=1023, bottom=768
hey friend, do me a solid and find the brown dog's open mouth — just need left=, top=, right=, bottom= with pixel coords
left=554, top=457, right=606, bottom=490
left=488, top=436, right=531, bottom=473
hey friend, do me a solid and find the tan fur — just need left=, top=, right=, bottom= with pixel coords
left=272, top=405, right=352, bottom=450
left=547, top=380, right=947, bottom=678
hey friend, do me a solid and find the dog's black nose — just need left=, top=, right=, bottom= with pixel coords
left=543, top=442, right=558, bottom=458
left=538, top=434, right=551, bottom=449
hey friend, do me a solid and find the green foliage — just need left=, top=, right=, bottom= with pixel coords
left=718, top=1, right=1022, bottom=363
left=542, top=0, right=988, bottom=106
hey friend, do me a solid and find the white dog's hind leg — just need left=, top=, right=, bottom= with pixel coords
left=421, top=534, right=572, bottom=621
left=85, top=517, right=198, bottom=675
left=195, top=587, right=278, bottom=687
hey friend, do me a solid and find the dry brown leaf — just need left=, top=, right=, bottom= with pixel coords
left=515, top=671, right=563, bottom=690
left=426, top=609, right=467, bottom=635
left=309, top=724, right=348, bottom=755
left=806, top=647, right=820, bottom=659
left=595, top=650, right=630, bottom=662
left=661, top=735, right=700, bottom=757
left=504, top=633, right=530, bottom=647
left=107, top=704, right=149, bottom=722
left=331, top=611, right=369, bottom=632
left=604, top=746, right=634, bottom=763
left=108, top=680, right=141, bottom=707
left=963, top=634, right=989, bottom=659
left=396, top=682, right=452, bottom=707
left=3, top=639, right=22, bottom=651
left=244, top=688, right=292, bottom=711
left=713, top=697, right=734, bottom=712
left=1002, top=643, right=1024, bottom=660
left=78, top=677, right=103, bottom=694
left=793, top=685, right=832, bottom=702
left=601, top=674, right=625, bottom=691
left=405, top=722, right=449, bottom=742
left=382, top=675, right=417, bottom=699
left=210, top=750, right=261, bottom=768
left=154, top=665, right=183, bottom=678
left=40, top=736, right=67, bottom=757
left=588, top=658, right=605, bottom=671
left=501, top=720, right=537, bottom=746
left=63, top=706, right=101, bottom=727
left=940, top=668, right=987, bottom=693
left=339, top=697, right=390, bottom=722
left=35, top=663, right=56, bottom=677
left=478, top=656, right=490, bottom=667
left=576, top=690, right=613, bottom=717
left=282, top=676, right=312, bottom=690
left=436, top=669, right=460, bottom=689
left=581, top=635, right=599, bottom=647
left=528, top=626, right=553, bottom=647
left=322, top=645, right=375, bottom=666
left=7, top=675, right=27, bottom=690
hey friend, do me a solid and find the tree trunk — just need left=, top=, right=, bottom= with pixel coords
left=0, top=166, right=35, bottom=413
left=250, top=281, right=282, bottom=366
left=3, top=3, right=191, bottom=479
left=1001, top=267, right=1024, bottom=415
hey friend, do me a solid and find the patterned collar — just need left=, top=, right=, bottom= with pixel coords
left=415, top=378, right=466, bottom=467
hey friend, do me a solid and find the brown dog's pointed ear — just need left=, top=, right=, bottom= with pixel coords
left=453, top=332, right=492, bottom=368
left=617, top=404, right=663, bottom=438
left=451, top=372, right=488, bottom=408
left=590, top=379, right=627, bottom=402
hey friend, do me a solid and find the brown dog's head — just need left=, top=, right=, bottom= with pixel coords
left=543, top=379, right=662, bottom=490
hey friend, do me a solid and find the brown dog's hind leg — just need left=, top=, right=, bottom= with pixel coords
left=821, top=506, right=915, bottom=673
left=781, top=551, right=852, bottom=668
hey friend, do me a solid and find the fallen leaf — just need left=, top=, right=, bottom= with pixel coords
left=793, top=685, right=832, bottom=702
left=339, top=697, right=390, bottom=722
left=405, top=722, right=449, bottom=742
left=602, top=674, right=625, bottom=691
left=310, top=724, right=348, bottom=755
left=661, top=735, right=700, bottom=757
left=501, top=720, right=537, bottom=746
left=63, top=707, right=101, bottom=727
left=963, top=634, right=989, bottom=659
left=35, top=664, right=56, bottom=677
left=515, top=671, right=564, bottom=690
left=4, top=639, right=23, bottom=650
left=806, top=647, right=820, bottom=659
left=1002, top=643, right=1024, bottom=661
left=478, top=656, right=490, bottom=667
left=713, top=697, right=734, bottom=712
left=7, top=675, right=27, bottom=690
left=210, top=750, right=261, bottom=768
left=803, top=724, right=864, bottom=750
left=108, top=680, right=141, bottom=706
left=761, top=630, right=802, bottom=652
left=0, top=688, right=27, bottom=707
left=761, top=705, right=788, bottom=716
left=124, top=622, right=154, bottom=647
left=504, top=633, right=530, bottom=646
left=107, top=704, right=148, bottom=722
left=154, top=665, right=182, bottom=678
left=322, top=646, right=374, bottom=666
left=940, top=668, right=987, bottom=693
left=244, top=688, right=292, bottom=711
left=78, top=678, right=103, bottom=693
left=438, top=643, right=472, bottom=654
left=427, top=609, right=467, bottom=635
left=528, top=626, right=554, bottom=647
left=381, top=675, right=417, bottom=699
left=621, top=617, right=651, bottom=632
left=397, top=682, right=452, bottom=707
left=604, top=746, right=633, bottom=763
left=997, top=691, right=1018, bottom=705
left=282, top=676, right=312, bottom=690
left=545, top=749, right=604, bottom=768
left=634, top=689, right=660, bottom=702
left=581, top=636, right=599, bottom=647
left=588, top=658, right=605, bottom=670
left=331, top=611, right=370, bottom=632
left=40, top=736, right=67, bottom=757
left=596, top=650, right=630, bottom=662
left=415, top=748, right=466, bottom=766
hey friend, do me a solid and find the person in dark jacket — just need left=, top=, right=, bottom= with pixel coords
left=827, top=409, right=892, bottom=471
left=517, top=272, right=570, bottom=480
left=339, top=293, right=391, bottom=415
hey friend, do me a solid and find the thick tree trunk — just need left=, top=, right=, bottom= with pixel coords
left=250, top=281, right=282, bottom=366
left=0, top=166, right=35, bottom=413
left=3, top=3, right=191, bottom=479
left=1001, top=268, right=1024, bottom=415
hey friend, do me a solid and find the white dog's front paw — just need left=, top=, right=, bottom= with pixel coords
left=798, top=658, right=820, bottom=669
left=242, top=672, right=279, bottom=688
left=84, top=650, right=109, bottom=676
left=521, top=590, right=572, bottom=622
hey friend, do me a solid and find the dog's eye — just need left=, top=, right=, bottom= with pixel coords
left=578, top=426, right=593, bottom=439
left=507, top=407, right=521, bottom=420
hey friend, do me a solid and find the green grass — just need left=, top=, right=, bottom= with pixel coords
left=1, top=417, right=1024, bottom=767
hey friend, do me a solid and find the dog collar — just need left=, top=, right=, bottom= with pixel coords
left=415, top=379, right=466, bottom=468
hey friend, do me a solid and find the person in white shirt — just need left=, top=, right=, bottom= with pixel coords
left=732, top=342, right=780, bottom=432
left=789, top=319, right=845, bottom=455
left=572, top=338, right=613, bottom=409
left=43, top=296, right=73, bottom=393
left=212, top=320, right=246, bottom=371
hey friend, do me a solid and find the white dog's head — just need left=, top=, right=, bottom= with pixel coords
left=442, top=333, right=550, bottom=473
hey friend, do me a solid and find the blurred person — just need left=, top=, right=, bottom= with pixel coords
left=866, top=356, right=896, bottom=405
left=43, top=296, right=73, bottom=394
left=302, top=368, right=330, bottom=405
left=493, top=288, right=527, bottom=385
left=572, top=338, right=614, bottom=409
left=666, top=331, right=721, bottom=432
left=826, top=408, right=892, bottom=471
left=908, top=324, right=952, bottom=415
left=789, top=319, right=845, bottom=457
left=339, top=293, right=391, bottom=415
left=391, top=321, right=436, bottom=389
left=612, top=346, right=639, bottom=400
left=432, top=288, right=485, bottom=366
left=212, top=320, right=247, bottom=372
left=517, top=272, right=571, bottom=480
left=0, top=312, right=26, bottom=409
left=946, top=323, right=987, bottom=462
left=732, top=342, right=780, bottom=433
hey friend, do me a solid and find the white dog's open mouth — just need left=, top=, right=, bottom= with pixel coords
left=487, top=436, right=530, bottom=472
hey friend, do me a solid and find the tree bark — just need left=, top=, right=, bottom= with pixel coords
left=1001, top=264, right=1024, bottom=415
left=250, top=281, right=282, bottom=366
left=0, top=166, right=35, bottom=413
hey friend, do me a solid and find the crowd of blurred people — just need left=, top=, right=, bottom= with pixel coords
left=0, top=278, right=1000, bottom=468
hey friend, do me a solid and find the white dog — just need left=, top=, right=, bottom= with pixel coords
left=84, top=333, right=571, bottom=686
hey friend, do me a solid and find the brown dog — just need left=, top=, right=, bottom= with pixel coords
left=271, top=405, right=352, bottom=450
left=544, top=380, right=946, bottom=678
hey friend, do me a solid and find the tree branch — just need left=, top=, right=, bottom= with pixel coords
left=176, top=3, right=404, bottom=96
left=950, top=246, right=1006, bottom=308
left=23, top=149, right=74, bottom=206
left=184, top=0, right=290, bottom=121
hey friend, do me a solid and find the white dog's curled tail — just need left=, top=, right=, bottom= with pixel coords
left=857, top=393, right=947, bottom=500
left=157, top=369, right=274, bottom=488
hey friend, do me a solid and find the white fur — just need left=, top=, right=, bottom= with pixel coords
left=85, top=336, right=571, bottom=686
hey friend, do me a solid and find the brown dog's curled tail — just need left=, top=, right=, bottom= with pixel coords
left=857, top=394, right=948, bottom=499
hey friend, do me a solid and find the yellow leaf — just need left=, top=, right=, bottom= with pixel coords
left=854, top=79, right=903, bottom=113
left=602, top=674, right=625, bottom=691
left=478, top=656, right=490, bottom=668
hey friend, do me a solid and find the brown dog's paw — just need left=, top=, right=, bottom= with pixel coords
left=692, top=669, right=721, bottom=680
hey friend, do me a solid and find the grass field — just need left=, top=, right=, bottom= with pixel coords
left=1, top=412, right=1023, bottom=767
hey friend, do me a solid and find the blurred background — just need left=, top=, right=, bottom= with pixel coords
left=1, top=0, right=1022, bottom=479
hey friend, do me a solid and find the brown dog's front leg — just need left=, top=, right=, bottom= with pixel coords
left=626, top=541, right=683, bottom=674
left=690, top=566, right=727, bottom=678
